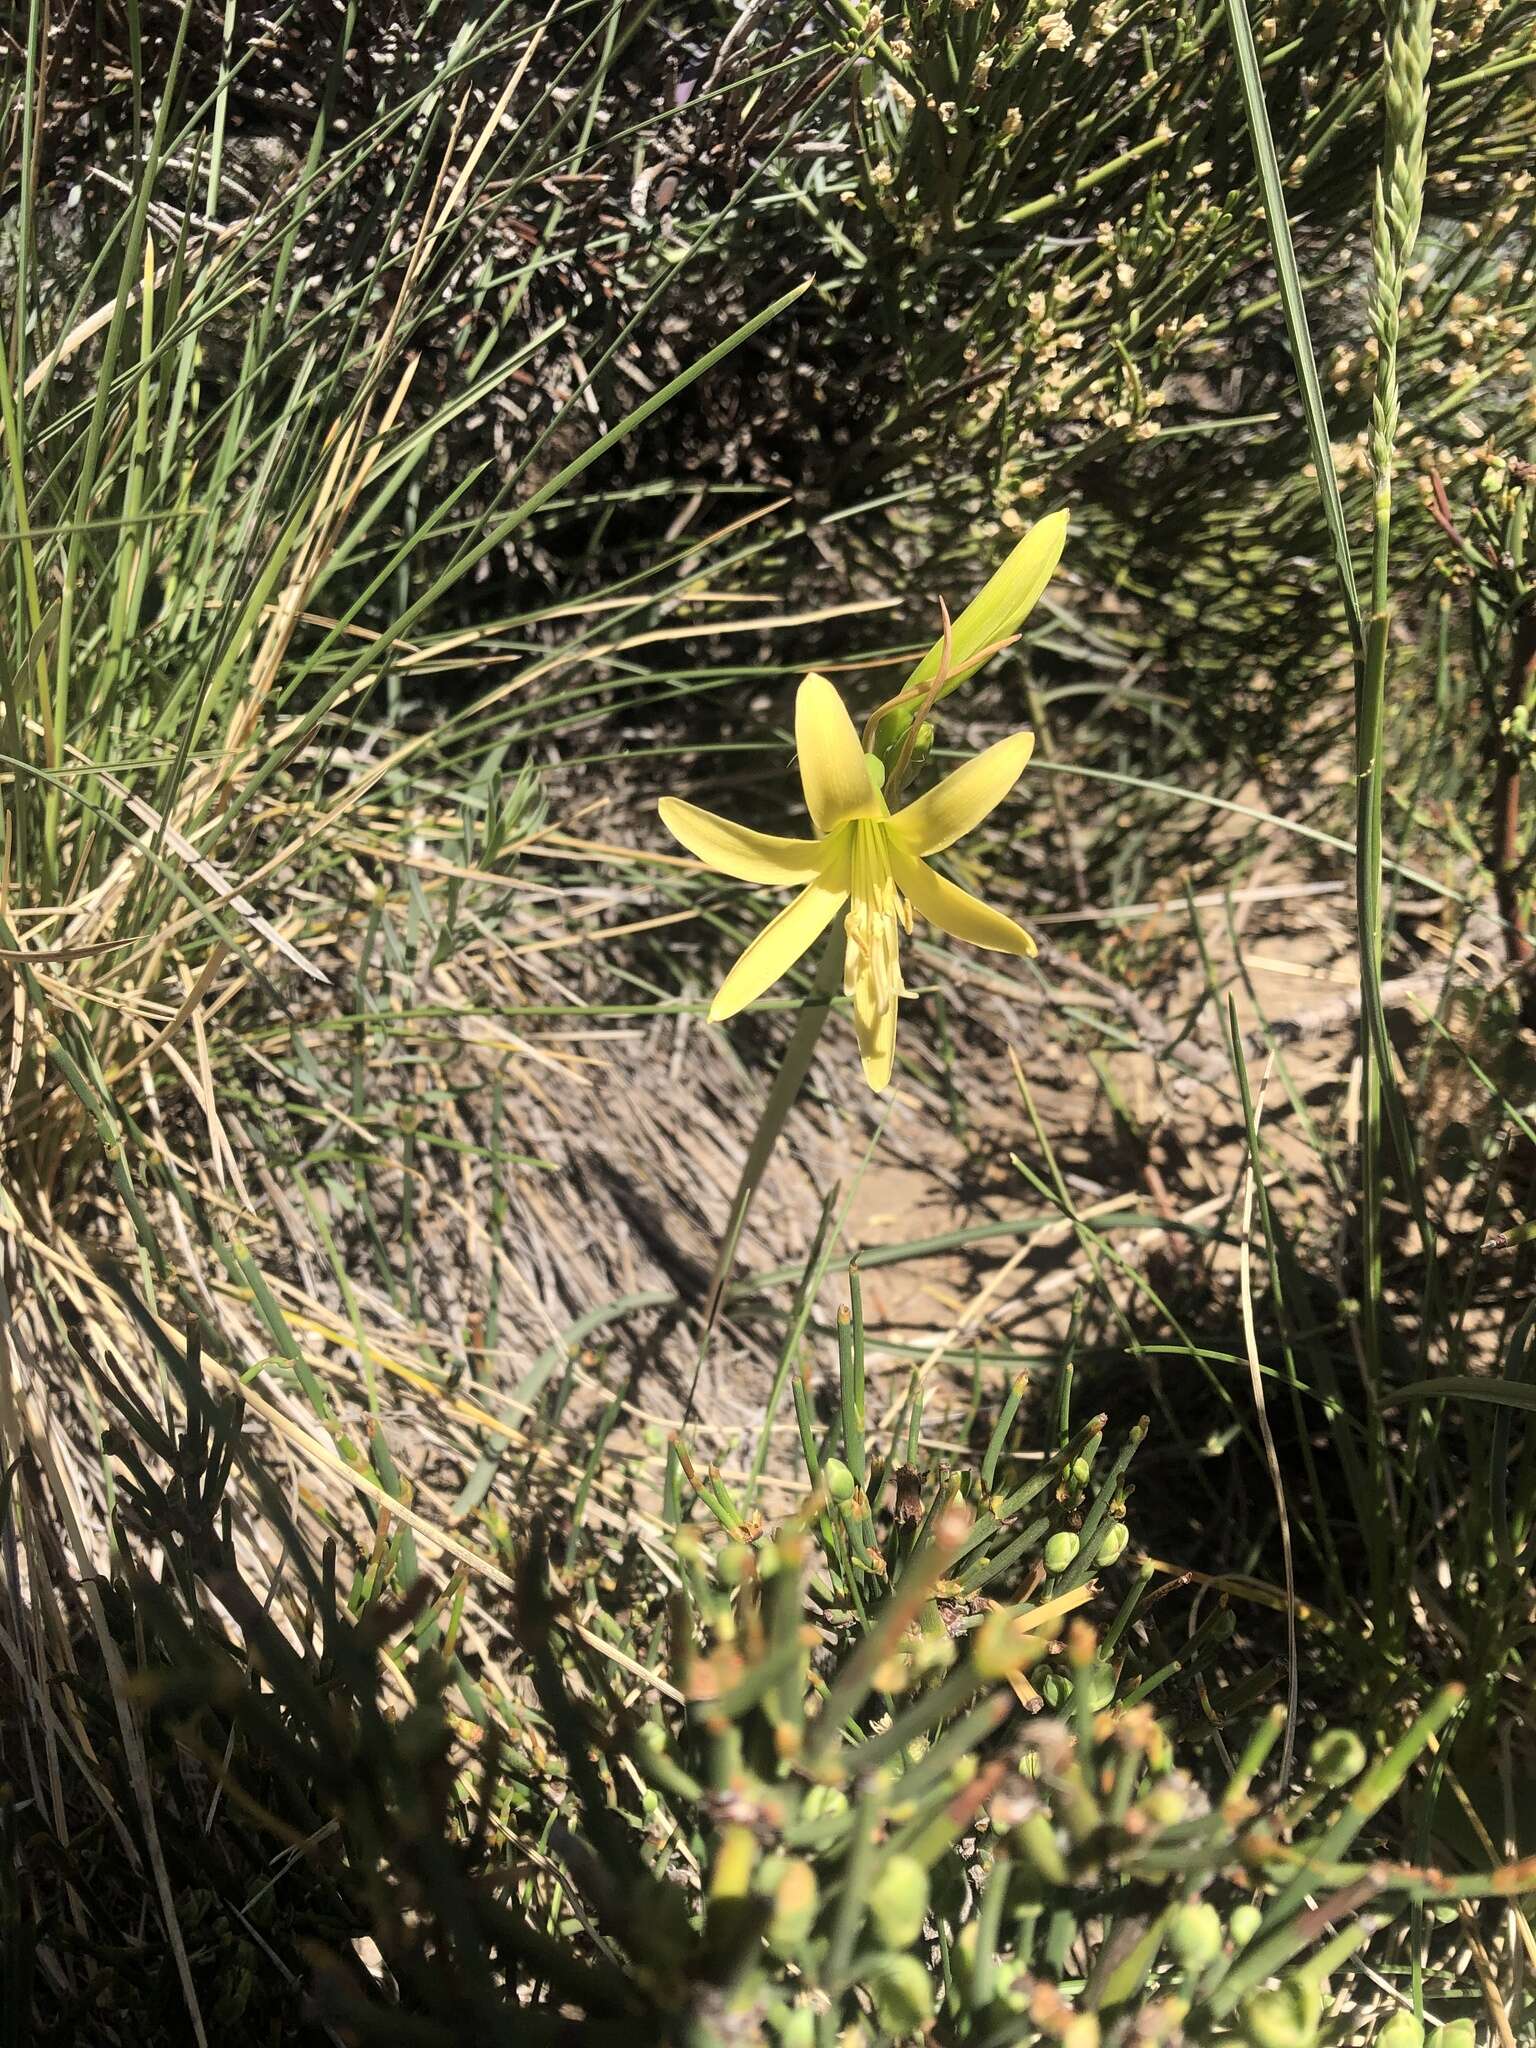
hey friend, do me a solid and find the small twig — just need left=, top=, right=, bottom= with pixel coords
left=1490, top=607, right=1536, bottom=1024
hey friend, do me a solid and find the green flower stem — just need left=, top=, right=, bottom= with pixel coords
left=690, top=929, right=846, bottom=1395
left=1362, top=0, right=1438, bottom=1632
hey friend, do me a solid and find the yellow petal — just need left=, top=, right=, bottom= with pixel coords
left=658, top=798, right=828, bottom=885
left=796, top=671, right=884, bottom=834
left=888, top=732, right=1035, bottom=858
left=710, top=850, right=852, bottom=1021
left=852, top=991, right=898, bottom=1093
left=904, top=510, right=1068, bottom=699
left=889, top=844, right=1037, bottom=958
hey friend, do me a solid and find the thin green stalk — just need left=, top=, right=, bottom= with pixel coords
left=690, top=931, right=845, bottom=1391
left=1353, top=9, right=1441, bottom=1653
left=1221, top=0, right=1364, bottom=655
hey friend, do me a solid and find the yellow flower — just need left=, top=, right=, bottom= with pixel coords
left=661, top=684, right=1039, bottom=1094
left=659, top=513, right=1066, bottom=1091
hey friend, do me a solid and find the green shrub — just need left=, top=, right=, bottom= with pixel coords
left=4, top=1285, right=1508, bottom=2045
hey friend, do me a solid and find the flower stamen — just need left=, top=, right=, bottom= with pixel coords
left=844, top=819, right=908, bottom=1042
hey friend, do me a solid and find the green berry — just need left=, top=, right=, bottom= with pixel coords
left=868, top=1953, right=934, bottom=2034
left=1229, top=1902, right=1263, bottom=1947
left=1168, top=1900, right=1223, bottom=1972
left=867, top=1853, right=929, bottom=1947
left=1139, top=1784, right=1186, bottom=1826
left=1376, top=2014, right=1424, bottom=2048
left=801, top=1783, right=849, bottom=1824
left=764, top=1857, right=819, bottom=1951
left=1308, top=1729, right=1368, bottom=1787
left=1080, top=1660, right=1116, bottom=1710
left=1238, top=1977, right=1322, bottom=2048
left=823, top=1456, right=857, bottom=1504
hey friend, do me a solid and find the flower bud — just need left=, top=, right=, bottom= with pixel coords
left=1376, top=2014, right=1424, bottom=2048
left=1044, top=1531, right=1080, bottom=1573
left=1167, top=1901, right=1223, bottom=1972
left=823, top=1456, right=857, bottom=1504
left=947, top=1920, right=984, bottom=2010
left=1228, top=1902, right=1262, bottom=1948
left=1095, top=1521, right=1129, bottom=1564
left=801, top=1784, right=849, bottom=1824
left=1427, top=2026, right=1476, bottom=2048
left=1308, top=1729, right=1368, bottom=1786
left=868, top=1953, right=934, bottom=2033
left=975, top=1607, right=1044, bottom=1679
left=1080, top=1660, right=1116, bottom=1710
left=1010, top=1809, right=1069, bottom=1886
left=1238, top=1977, right=1322, bottom=2048
left=764, top=1857, right=819, bottom=1952
left=867, top=1853, right=929, bottom=1947
left=946, top=1752, right=978, bottom=1793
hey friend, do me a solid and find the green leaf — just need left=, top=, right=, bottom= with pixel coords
left=1383, top=1378, right=1536, bottom=1414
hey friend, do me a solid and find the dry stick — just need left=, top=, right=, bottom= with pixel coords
left=1492, top=610, right=1536, bottom=1025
